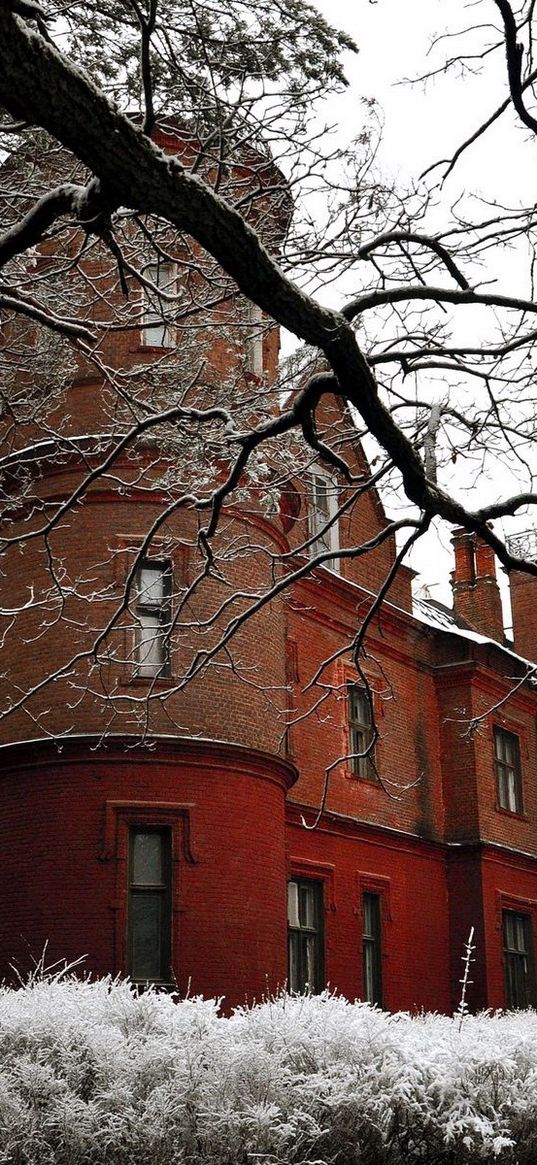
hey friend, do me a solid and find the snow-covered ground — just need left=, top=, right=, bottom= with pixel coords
left=0, top=975, right=535, bottom=1163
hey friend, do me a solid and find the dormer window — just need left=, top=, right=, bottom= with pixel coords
left=142, top=260, right=176, bottom=347
left=308, top=469, right=339, bottom=564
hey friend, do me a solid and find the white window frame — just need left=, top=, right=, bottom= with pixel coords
left=134, top=559, right=172, bottom=678
left=245, top=302, right=264, bottom=377
left=494, top=726, right=523, bottom=814
left=308, top=468, right=340, bottom=566
left=142, top=259, right=177, bottom=347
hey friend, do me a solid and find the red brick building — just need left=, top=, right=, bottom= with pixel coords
left=2, top=131, right=537, bottom=1014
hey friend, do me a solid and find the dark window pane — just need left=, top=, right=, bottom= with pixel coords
left=131, top=893, right=163, bottom=980
left=287, top=879, right=324, bottom=993
left=304, top=934, right=317, bottom=989
left=299, top=883, right=316, bottom=929
left=288, top=931, right=299, bottom=993
left=348, top=685, right=375, bottom=779
left=363, top=892, right=382, bottom=1006
left=128, top=828, right=172, bottom=982
left=503, top=909, right=536, bottom=1009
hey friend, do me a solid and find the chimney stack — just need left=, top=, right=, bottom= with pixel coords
left=507, top=530, right=537, bottom=663
left=451, top=527, right=505, bottom=642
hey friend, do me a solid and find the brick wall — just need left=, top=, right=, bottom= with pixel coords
left=0, top=738, right=294, bottom=1009
left=286, top=809, right=451, bottom=1013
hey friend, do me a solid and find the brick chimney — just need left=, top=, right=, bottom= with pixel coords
left=507, top=530, right=537, bottom=662
left=450, top=527, right=504, bottom=642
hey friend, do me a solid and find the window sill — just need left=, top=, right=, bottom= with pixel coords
left=344, top=767, right=379, bottom=786
left=122, top=674, right=176, bottom=688
left=130, top=979, right=176, bottom=991
left=495, top=804, right=527, bottom=821
left=131, top=343, right=176, bottom=353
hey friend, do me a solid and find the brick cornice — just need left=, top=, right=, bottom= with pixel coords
left=0, top=732, right=298, bottom=791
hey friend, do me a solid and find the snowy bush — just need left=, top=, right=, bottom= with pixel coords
left=0, top=978, right=536, bottom=1164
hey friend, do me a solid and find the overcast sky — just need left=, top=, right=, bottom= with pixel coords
left=315, top=0, right=536, bottom=195
left=306, top=0, right=537, bottom=619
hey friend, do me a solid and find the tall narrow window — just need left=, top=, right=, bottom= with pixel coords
left=494, top=727, right=523, bottom=813
left=142, top=260, right=176, bottom=347
left=308, top=471, right=339, bottom=562
left=128, top=828, right=172, bottom=981
left=246, top=302, right=264, bottom=377
left=134, top=560, right=172, bottom=678
left=287, top=878, right=324, bottom=993
left=348, top=684, right=375, bottom=779
left=362, top=892, right=382, bottom=1005
left=503, top=909, right=536, bottom=1008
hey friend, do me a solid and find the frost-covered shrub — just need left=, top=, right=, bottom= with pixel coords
left=0, top=979, right=536, bottom=1164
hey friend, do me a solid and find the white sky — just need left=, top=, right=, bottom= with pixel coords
left=306, top=0, right=537, bottom=621
left=315, top=0, right=536, bottom=196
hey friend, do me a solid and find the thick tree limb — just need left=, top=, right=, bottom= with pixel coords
left=1, top=5, right=537, bottom=573
left=0, top=6, right=431, bottom=510
left=494, top=0, right=537, bottom=135
left=357, top=231, right=471, bottom=291
left=0, top=287, right=95, bottom=341
left=345, top=285, right=537, bottom=318
left=0, top=183, right=95, bottom=268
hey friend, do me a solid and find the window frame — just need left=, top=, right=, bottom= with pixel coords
left=503, top=908, right=536, bottom=1009
left=133, top=558, right=172, bottom=679
left=100, top=799, right=197, bottom=982
left=494, top=726, right=523, bottom=814
left=141, top=259, right=177, bottom=348
left=362, top=890, right=383, bottom=1006
left=307, top=468, right=340, bottom=565
left=287, top=877, right=325, bottom=994
left=348, top=682, right=376, bottom=780
left=127, top=826, right=173, bottom=984
left=245, top=301, right=264, bottom=378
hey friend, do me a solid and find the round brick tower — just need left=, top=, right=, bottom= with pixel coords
left=0, top=126, right=296, bottom=1004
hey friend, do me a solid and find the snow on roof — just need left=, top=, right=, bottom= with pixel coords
left=325, top=566, right=537, bottom=673
left=413, top=593, right=537, bottom=675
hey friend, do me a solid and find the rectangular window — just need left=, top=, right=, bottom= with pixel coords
left=246, top=302, right=264, bottom=377
left=142, top=260, right=176, bottom=347
left=308, top=471, right=339, bottom=562
left=362, top=892, right=382, bottom=1005
left=128, top=827, right=172, bottom=981
left=134, top=560, right=172, bottom=678
left=287, top=878, right=324, bottom=993
left=348, top=684, right=375, bottom=779
left=503, top=909, right=536, bottom=1008
left=494, top=727, right=523, bottom=813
